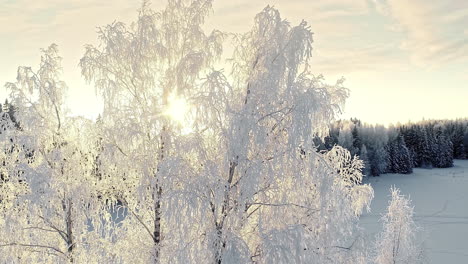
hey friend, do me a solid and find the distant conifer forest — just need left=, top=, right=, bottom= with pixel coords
left=314, top=118, right=468, bottom=176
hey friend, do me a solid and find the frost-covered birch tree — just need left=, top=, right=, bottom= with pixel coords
left=0, top=44, right=114, bottom=263
left=374, top=187, right=423, bottom=264
left=80, top=0, right=223, bottom=262
left=184, top=6, right=374, bottom=263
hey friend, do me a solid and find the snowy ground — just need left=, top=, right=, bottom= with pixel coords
left=361, top=160, right=468, bottom=263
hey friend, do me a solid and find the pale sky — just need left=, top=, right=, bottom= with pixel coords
left=0, top=0, right=467, bottom=125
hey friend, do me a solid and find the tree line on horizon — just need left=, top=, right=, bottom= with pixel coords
left=2, top=98, right=465, bottom=179
left=315, top=118, right=468, bottom=176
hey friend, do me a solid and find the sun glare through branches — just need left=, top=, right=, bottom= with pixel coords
left=165, top=93, right=189, bottom=125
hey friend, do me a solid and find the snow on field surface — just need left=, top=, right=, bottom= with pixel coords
left=361, top=160, right=468, bottom=264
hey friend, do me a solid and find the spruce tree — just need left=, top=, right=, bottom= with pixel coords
left=401, top=125, right=419, bottom=167
left=352, top=124, right=362, bottom=155
left=432, top=124, right=453, bottom=168
left=369, top=145, right=388, bottom=176
left=338, top=122, right=355, bottom=155
left=360, top=144, right=371, bottom=176
left=388, top=134, right=413, bottom=174
left=452, top=124, right=466, bottom=159
left=464, top=126, right=468, bottom=158
left=417, top=126, right=432, bottom=168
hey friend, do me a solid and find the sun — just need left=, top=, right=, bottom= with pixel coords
left=165, top=93, right=189, bottom=124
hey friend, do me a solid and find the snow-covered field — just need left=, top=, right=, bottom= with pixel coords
left=361, top=160, right=468, bottom=263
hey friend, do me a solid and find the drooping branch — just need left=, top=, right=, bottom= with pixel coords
left=0, top=242, right=66, bottom=256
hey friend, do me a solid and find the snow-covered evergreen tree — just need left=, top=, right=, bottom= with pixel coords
left=387, top=132, right=413, bottom=174
left=453, top=123, right=466, bottom=159
left=464, top=125, right=468, bottom=158
left=400, top=125, right=419, bottom=167
left=359, top=125, right=388, bottom=176
left=417, top=126, right=433, bottom=168
left=431, top=124, right=453, bottom=168
left=338, top=121, right=358, bottom=156
left=360, top=144, right=371, bottom=176
left=352, top=121, right=362, bottom=154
